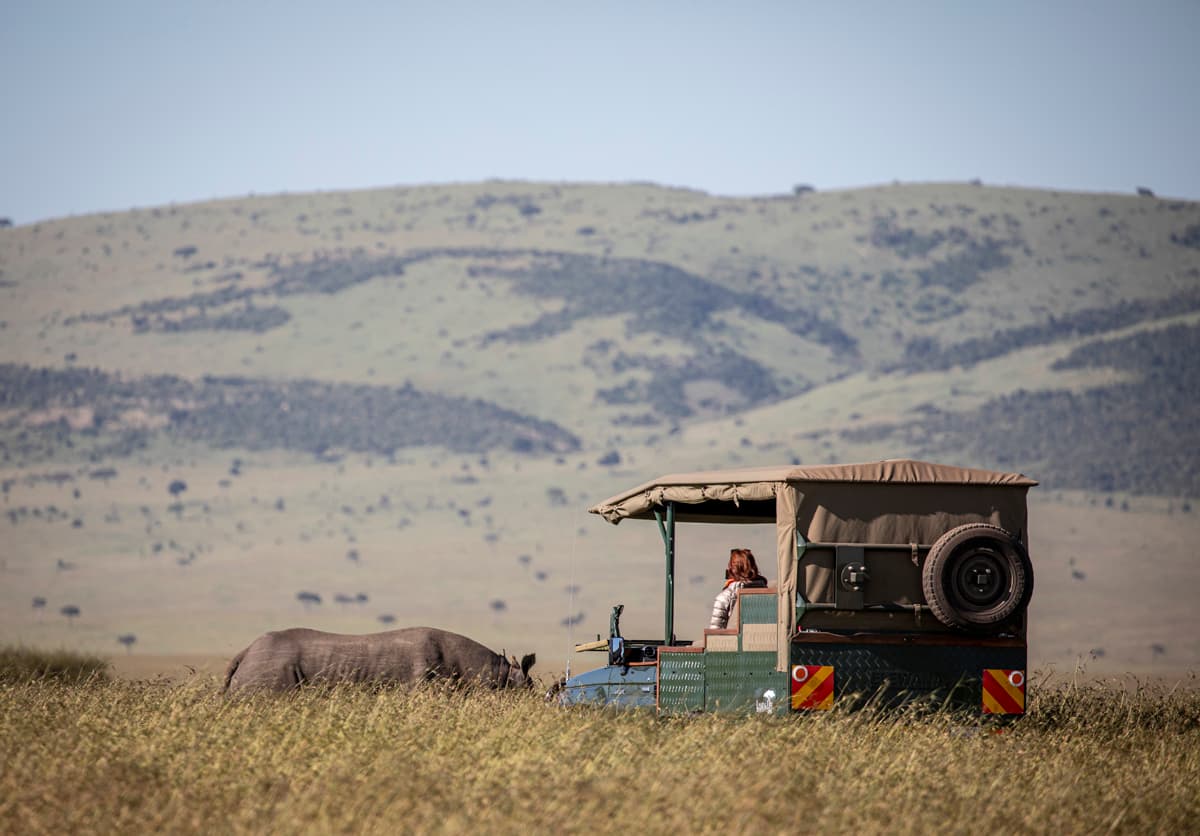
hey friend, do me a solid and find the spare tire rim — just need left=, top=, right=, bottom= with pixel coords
left=950, top=546, right=1008, bottom=611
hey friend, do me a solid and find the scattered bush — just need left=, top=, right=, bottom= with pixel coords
left=1171, top=224, right=1200, bottom=249
left=849, top=323, right=1200, bottom=496
left=0, top=363, right=581, bottom=461
left=892, top=289, right=1200, bottom=373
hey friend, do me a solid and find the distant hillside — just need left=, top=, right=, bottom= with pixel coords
left=846, top=322, right=1200, bottom=496
left=0, top=363, right=579, bottom=465
left=2, top=180, right=1199, bottom=495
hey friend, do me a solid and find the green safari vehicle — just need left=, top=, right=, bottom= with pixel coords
left=558, top=459, right=1035, bottom=715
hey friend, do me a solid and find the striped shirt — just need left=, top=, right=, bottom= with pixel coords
left=709, top=578, right=766, bottom=629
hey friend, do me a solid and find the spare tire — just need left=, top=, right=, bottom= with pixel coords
left=922, top=523, right=1033, bottom=631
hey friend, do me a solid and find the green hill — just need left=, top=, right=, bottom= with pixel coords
left=2, top=180, right=1197, bottom=492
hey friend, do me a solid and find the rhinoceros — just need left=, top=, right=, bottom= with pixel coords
left=223, top=626, right=535, bottom=693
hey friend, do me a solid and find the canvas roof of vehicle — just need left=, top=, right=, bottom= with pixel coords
left=589, top=458, right=1037, bottom=525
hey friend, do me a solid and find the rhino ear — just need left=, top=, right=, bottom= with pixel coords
left=520, top=653, right=536, bottom=676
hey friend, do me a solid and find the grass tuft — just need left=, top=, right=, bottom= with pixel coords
left=0, top=645, right=110, bottom=684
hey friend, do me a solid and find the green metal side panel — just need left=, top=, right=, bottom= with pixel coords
left=739, top=594, right=776, bottom=625
left=704, top=651, right=789, bottom=715
left=658, top=652, right=705, bottom=714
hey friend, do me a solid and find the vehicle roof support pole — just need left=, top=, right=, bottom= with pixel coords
left=655, top=502, right=676, bottom=645
left=776, top=485, right=801, bottom=672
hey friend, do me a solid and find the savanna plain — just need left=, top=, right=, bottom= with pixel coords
left=2, top=649, right=1198, bottom=835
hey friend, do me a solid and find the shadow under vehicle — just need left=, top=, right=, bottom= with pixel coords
left=559, top=459, right=1035, bottom=715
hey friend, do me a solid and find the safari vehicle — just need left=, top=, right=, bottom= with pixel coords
left=559, top=459, right=1035, bottom=715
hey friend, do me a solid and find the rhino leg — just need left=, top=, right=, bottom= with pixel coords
left=222, top=646, right=249, bottom=692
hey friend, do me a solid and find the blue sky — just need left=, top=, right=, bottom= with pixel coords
left=3, top=1, right=1198, bottom=223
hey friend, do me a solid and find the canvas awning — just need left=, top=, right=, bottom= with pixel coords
left=588, top=459, right=1037, bottom=524
left=587, top=459, right=1037, bottom=670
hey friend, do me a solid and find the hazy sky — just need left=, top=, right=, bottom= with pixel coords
left=3, top=1, right=1198, bottom=223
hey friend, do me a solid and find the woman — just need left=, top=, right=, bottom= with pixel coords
left=709, top=548, right=767, bottom=630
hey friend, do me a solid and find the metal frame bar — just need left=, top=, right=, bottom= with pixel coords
left=801, top=541, right=934, bottom=551
left=654, top=502, right=676, bottom=645
left=794, top=535, right=934, bottom=616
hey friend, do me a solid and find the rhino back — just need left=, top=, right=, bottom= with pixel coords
left=227, top=628, right=312, bottom=691
left=309, top=628, right=440, bottom=684
left=407, top=627, right=506, bottom=683
left=227, top=626, right=506, bottom=691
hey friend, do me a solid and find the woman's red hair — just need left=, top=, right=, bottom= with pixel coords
left=726, top=548, right=763, bottom=583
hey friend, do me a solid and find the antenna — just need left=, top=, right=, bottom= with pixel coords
left=564, top=520, right=580, bottom=682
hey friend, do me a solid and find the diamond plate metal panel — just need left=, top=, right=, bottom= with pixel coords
left=737, top=651, right=778, bottom=674
left=705, top=651, right=788, bottom=714
left=789, top=641, right=1027, bottom=710
left=739, top=593, right=776, bottom=625
left=658, top=652, right=705, bottom=714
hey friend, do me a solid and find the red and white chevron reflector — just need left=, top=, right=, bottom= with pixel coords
left=790, top=665, right=834, bottom=710
left=982, top=668, right=1026, bottom=714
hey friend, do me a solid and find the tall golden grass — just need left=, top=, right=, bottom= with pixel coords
left=1, top=648, right=1197, bottom=834
left=0, top=645, right=110, bottom=684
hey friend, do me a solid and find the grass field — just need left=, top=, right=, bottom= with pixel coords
left=1, top=649, right=1197, bottom=834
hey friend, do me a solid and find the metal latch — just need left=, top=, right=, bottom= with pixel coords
left=840, top=563, right=869, bottom=589
left=834, top=545, right=867, bottom=609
